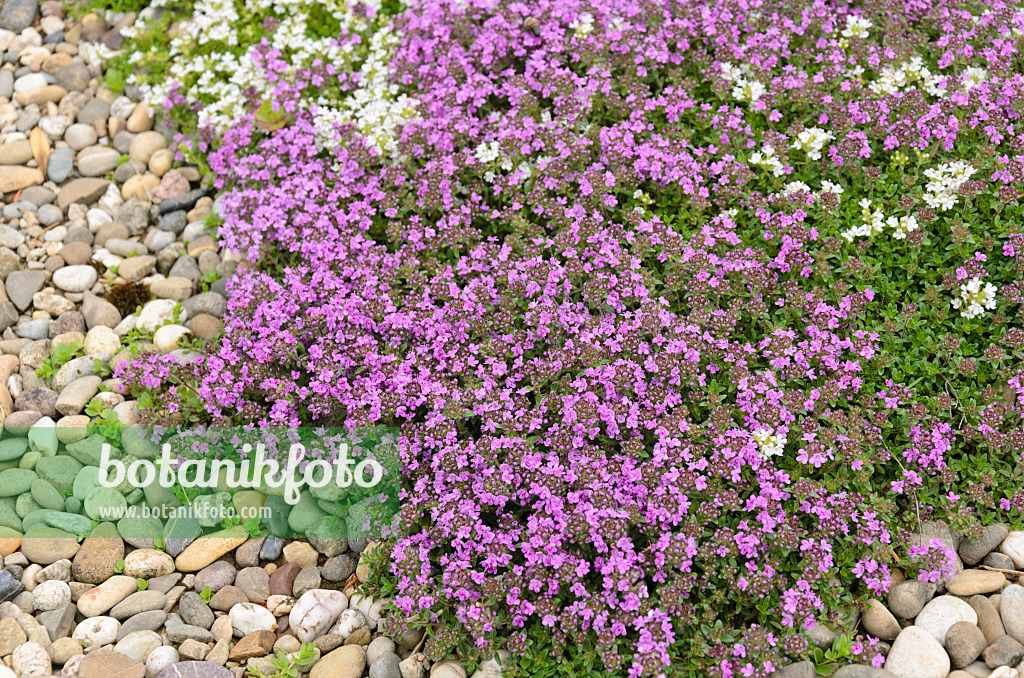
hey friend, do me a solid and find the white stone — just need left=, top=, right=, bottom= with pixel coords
left=115, top=630, right=163, bottom=664
left=914, top=595, right=977, bottom=645
left=30, top=578, right=70, bottom=611
left=330, top=609, right=367, bottom=640
left=137, top=299, right=186, bottom=333
left=1001, top=584, right=1024, bottom=645
left=289, top=589, right=348, bottom=642
left=153, top=324, right=190, bottom=352
left=350, top=593, right=385, bottom=630
left=73, top=616, right=120, bottom=648
left=229, top=602, right=277, bottom=636
left=12, top=642, right=49, bottom=678
left=52, top=265, right=98, bottom=293
left=884, top=626, right=949, bottom=678
left=1001, top=531, right=1024, bottom=569
left=84, top=326, right=121, bottom=356
left=145, top=646, right=179, bottom=678
left=13, top=73, right=46, bottom=93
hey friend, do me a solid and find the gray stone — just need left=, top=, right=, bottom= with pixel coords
left=5, top=270, right=45, bottom=312
left=47, top=146, right=74, bottom=183
left=158, top=189, right=207, bottom=214
left=163, top=624, right=215, bottom=644
left=960, top=524, right=1010, bottom=566
left=182, top=292, right=226, bottom=319
left=193, top=560, right=235, bottom=593
left=945, top=621, right=986, bottom=668
left=116, top=610, right=168, bottom=640
left=0, top=570, right=23, bottom=602
left=178, top=591, right=215, bottom=629
left=888, top=579, right=935, bottom=620
left=110, top=590, right=168, bottom=620
left=260, top=536, right=285, bottom=560
left=37, top=602, right=75, bottom=641
left=982, top=634, right=1024, bottom=668
left=0, top=0, right=38, bottom=31
left=158, top=210, right=187, bottom=234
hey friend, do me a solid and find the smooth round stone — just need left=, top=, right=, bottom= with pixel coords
left=113, top=629, right=162, bottom=664
left=145, top=646, right=179, bottom=678
left=52, top=265, right=98, bottom=293
left=64, top=123, right=97, bottom=150
left=229, top=602, right=276, bottom=636
left=888, top=580, right=934, bottom=620
left=915, top=595, right=978, bottom=646
left=123, top=549, right=174, bottom=579
left=883, top=626, right=949, bottom=678
left=1001, top=532, right=1024, bottom=569
left=290, top=589, right=348, bottom=642
left=1001, top=584, right=1024, bottom=645
left=945, top=621, right=985, bottom=669
left=862, top=599, right=900, bottom=641
left=31, top=578, right=70, bottom=610
left=947, top=570, right=1006, bottom=597
left=73, top=616, right=120, bottom=648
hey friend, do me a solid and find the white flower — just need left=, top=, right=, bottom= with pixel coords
left=752, top=429, right=786, bottom=459
left=952, top=277, right=998, bottom=319
left=749, top=144, right=785, bottom=176
left=783, top=181, right=811, bottom=195
left=791, top=127, right=835, bottom=161
left=886, top=214, right=919, bottom=239
left=962, top=66, right=987, bottom=91
left=922, top=161, right=977, bottom=211
left=820, top=181, right=844, bottom=195
left=568, top=12, right=595, bottom=37
left=732, top=78, right=767, bottom=104
left=841, top=15, right=873, bottom=39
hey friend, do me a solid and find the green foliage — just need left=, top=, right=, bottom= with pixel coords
left=246, top=642, right=319, bottom=678
left=36, top=339, right=83, bottom=382
left=200, top=585, right=213, bottom=604
left=812, top=634, right=857, bottom=675
left=114, top=559, right=125, bottom=574
left=137, top=578, right=148, bottom=591
left=86, top=405, right=126, bottom=441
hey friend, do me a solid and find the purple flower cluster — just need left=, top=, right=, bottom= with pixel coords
left=117, top=0, right=1024, bottom=674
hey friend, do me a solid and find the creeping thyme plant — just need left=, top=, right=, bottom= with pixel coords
left=112, top=0, right=1024, bottom=675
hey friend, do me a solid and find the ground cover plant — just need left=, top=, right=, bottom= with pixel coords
left=110, top=0, right=1024, bottom=675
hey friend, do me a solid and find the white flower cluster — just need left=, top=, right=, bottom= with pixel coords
left=749, top=143, right=785, bottom=176
left=752, top=429, right=786, bottom=459
left=841, top=199, right=919, bottom=241
left=122, top=0, right=413, bottom=153
left=868, top=56, right=947, bottom=97
left=339, top=26, right=417, bottom=154
left=841, top=15, right=873, bottom=39
left=922, top=161, right=977, bottom=211
left=962, top=66, right=988, bottom=92
left=791, top=127, right=835, bottom=161
left=721, top=62, right=767, bottom=104
left=569, top=13, right=595, bottom=37
left=952, top=277, right=997, bottom=319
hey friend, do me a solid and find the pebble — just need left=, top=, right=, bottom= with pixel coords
left=73, top=615, right=120, bottom=648
left=914, top=595, right=978, bottom=645
left=291, top=589, right=348, bottom=642
left=888, top=580, right=935, bottom=620
left=884, top=628, right=951, bottom=678
left=1001, top=584, right=1024, bottom=645
left=229, top=602, right=277, bottom=636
